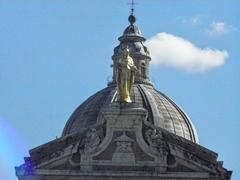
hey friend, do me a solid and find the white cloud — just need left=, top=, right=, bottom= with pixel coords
left=207, top=21, right=236, bottom=35
left=145, top=32, right=229, bottom=72
left=190, top=17, right=199, bottom=25
left=180, top=15, right=201, bottom=26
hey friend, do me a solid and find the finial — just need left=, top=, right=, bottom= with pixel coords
left=128, top=0, right=137, bottom=25
left=130, top=0, right=136, bottom=15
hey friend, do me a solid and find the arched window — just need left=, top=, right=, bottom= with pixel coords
left=141, top=62, right=146, bottom=78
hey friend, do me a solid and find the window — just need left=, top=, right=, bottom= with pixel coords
left=141, top=62, right=146, bottom=78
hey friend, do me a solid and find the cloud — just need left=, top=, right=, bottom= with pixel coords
left=145, top=32, right=229, bottom=72
left=179, top=16, right=236, bottom=36
left=180, top=15, right=201, bottom=26
left=207, top=22, right=236, bottom=35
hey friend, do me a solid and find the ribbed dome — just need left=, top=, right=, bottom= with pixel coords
left=63, top=84, right=199, bottom=144
left=123, top=24, right=142, bottom=36
left=63, top=14, right=199, bottom=144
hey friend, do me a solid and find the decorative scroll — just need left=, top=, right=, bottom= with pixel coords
left=82, top=128, right=101, bottom=154
left=145, top=129, right=169, bottom=161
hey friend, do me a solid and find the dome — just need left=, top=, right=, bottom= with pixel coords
left=62, top=84, right=199, bottom=144
left=119, top=24, right=146, bottom=42
left=123, top=24, right=142, bottom=36
left=113, top=41, right=150, bottom=57
left=63, top=14, right=199, bottom=144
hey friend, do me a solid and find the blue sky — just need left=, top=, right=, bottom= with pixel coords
left=0, top=0, right=239, bottom=179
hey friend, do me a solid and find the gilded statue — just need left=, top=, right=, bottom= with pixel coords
left=115, top=48, right=137, bottom=103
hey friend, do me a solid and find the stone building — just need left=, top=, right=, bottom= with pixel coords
left=15, top=11, right=232, bottom=180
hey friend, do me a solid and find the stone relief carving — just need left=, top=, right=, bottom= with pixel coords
left=112, top=132, right=135, bottom=163
left=145, top=129, right=169, bottom=161
left=82, top=128, right=101, bottom=154
left=168, top=142, right=218, bottom=173
left=183, top=150, right=217, bottom=172
left=69, top=128, right=102, bottom=167
left=49, top=149, right=65, bottom=159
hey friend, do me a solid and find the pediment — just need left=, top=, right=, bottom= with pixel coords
left=16, top=106, right=231, bottom=180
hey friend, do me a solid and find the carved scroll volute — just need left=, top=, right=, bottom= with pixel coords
left=69, top=128, right=101, bottom=167
left=145, top=129, right=169, bottom=162
left=82, top=128, right=101, bottom=154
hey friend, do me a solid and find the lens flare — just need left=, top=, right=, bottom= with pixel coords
left=0, top=117, right=28, bottom=180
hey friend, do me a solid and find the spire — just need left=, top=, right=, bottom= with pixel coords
left=109, top=4, right=152, bottom=86
left=130, top=0, right=136, bottom=15
left=128, top=0, right=137, bottom=25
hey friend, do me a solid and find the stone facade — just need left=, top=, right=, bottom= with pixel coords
left=16, top=103, right=231, bottom=180
left=15, top=12, right=232, bottom=180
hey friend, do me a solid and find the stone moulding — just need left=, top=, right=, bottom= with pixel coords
left=15, top=103, right=232, bottom=180
left=79, top=102, right=168, bottom=173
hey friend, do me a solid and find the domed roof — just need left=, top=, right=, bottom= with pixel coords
left=62, top=14, right=199, bottom=144
left=62, top=84, right=199, bottom=144
left=123, top=24, right=142, bottom=36
left=118, top=24, right=146, bottom=42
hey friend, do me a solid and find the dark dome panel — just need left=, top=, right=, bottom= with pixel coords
left=62, top=87, right=115, bottom=135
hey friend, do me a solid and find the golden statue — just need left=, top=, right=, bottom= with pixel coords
left=115, top=48, right=137, bottom=103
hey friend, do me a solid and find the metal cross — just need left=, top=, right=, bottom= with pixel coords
left=128, top=0, right=137, bottom=15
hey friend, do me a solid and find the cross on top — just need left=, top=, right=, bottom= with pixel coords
left=128, top=0, right=137, bottom=15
